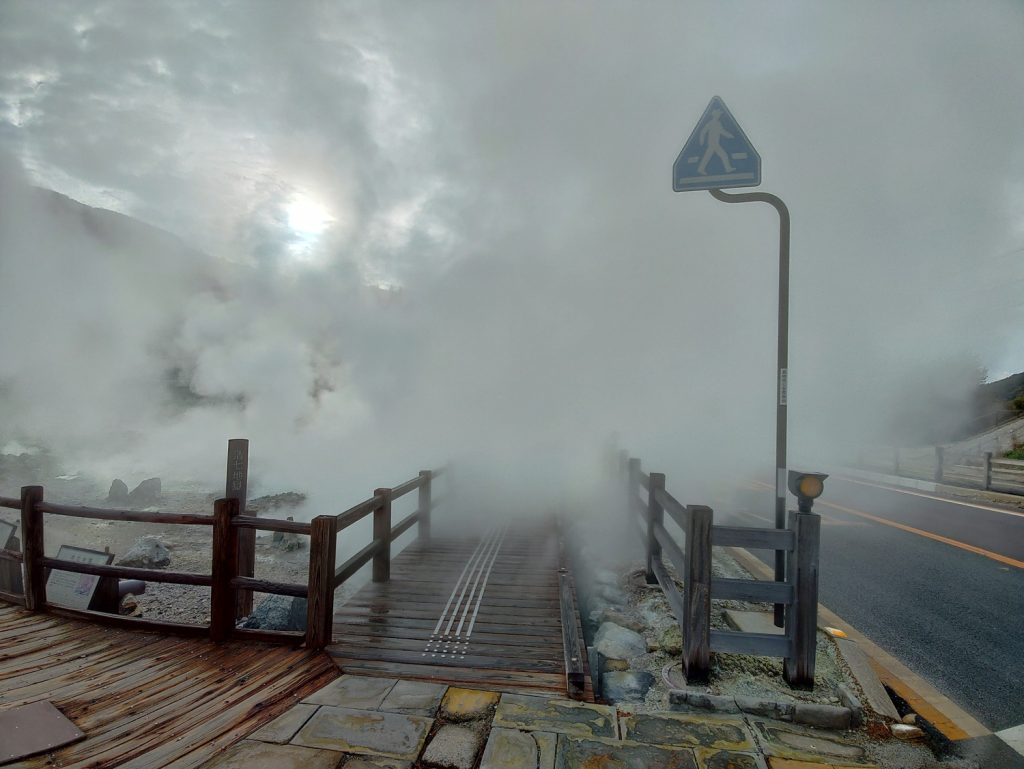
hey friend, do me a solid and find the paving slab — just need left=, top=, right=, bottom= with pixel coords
left=379, top=679, right=447, bottom=716
left=441, top=687, right=501, bottom=721
left=291, top=705, right=432, bottom=760
left=832, top=638, right=900, bottom=721
left=421, top=723, right=484, bottom=769
left=535, top=731, right=556, bottom=769
left=479, top=727, right=537, bottom=769
left=748, top=719, right=870, bottom=765
left=695, top=746, right=768, bottom=768
left=619, top=712, right=755, bottom=751
left=339, top=757, right=412, bottom=769
left=553, top=735, right=698, bottom=769
left=493, top=693, right=617, bottom=739
left=248, top=703, right=319, bottom=744
left=304, top=675, right=398, bottom=709
left=198, top=740, right=343, bottom=769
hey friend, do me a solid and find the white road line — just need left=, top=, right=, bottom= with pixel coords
left=837, top=476, right=1024, bottom=520
left=453, top=526, right=504, bottom=637
left=465, top=526, right=508, bottom=638
left=996, top=723, right=1024, bottom=757
left=430, top=531, right=492, bottom=637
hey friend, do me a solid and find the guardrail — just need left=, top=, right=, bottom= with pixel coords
left=621, top=453, right=820, bottom=687
left=858, top=445, right=1024, bottom=496
left=0, top=446, right=444, bottom=650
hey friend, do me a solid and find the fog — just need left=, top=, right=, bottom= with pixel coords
left=1, top=1, right=1022, bottom=514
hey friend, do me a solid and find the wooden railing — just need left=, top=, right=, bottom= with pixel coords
left=858, top=445, right=1024, bottom=496
left=0, top=463, right=444, bottom=650
left=621, top=453, right=820, bottom=687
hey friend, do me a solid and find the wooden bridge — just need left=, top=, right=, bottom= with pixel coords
left=0, top=440, right=825, bottom=764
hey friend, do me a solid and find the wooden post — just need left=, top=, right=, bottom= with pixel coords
left=784, top=510, right=821, bottom=687
left=683, top=504, right=712, bottom=682
left=225, top=439, right=253, bottom=619
left=984, top=451, right=993, bottom=490
left=627, top=457, right=640, bottom=516
left=20, top=486, right=45, bottom=612
left=934, top=446, right=944, bottom=483
left=372, top=488, right=392, bottom=583
left=305, top=515, right=337, bottom=649
left=210, top=497, right=240, bottom=641
left=645, top=473, right=665, bottom=584
left=418, top=471, right=432, bottom=540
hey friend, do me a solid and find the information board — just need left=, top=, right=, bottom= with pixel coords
left=46, top=545, right=113, bottom=610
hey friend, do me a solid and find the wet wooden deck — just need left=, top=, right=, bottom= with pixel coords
left=328, top=521, right=594, bottom=700
left=0, top=602, right=338, bottom=768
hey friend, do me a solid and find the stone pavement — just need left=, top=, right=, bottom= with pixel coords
left=199, top=674, right=883, bottom=769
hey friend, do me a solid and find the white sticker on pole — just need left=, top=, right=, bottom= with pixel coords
left=779, top=368, right=788, bottom=406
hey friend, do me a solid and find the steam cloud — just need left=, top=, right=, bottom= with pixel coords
left=1, top=2, right=1022, bottom=511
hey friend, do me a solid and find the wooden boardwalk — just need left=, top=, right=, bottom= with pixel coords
left=329, top=520, right=594, bottom=700
left=0, top=602, right=337, bottom=768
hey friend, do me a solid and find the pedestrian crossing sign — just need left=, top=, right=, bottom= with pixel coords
left=673, top=96, right=761, bottom=192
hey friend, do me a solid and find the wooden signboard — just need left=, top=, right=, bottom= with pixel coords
left=46, top=545, right=114, bottom=610
left=0, top=519, right=20, bottom=595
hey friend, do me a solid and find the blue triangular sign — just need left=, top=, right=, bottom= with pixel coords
left=673, top=96, right=761, bottom=192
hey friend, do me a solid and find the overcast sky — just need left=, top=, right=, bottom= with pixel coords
left=1, top=1, right=1022, bottom=497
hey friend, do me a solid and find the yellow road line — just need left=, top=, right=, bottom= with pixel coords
left=837, top=476, right=1024, bottom=520
left=749, top=480, right=1024, bottom=570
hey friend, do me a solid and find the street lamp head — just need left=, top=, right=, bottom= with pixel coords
left=788, top=470, right=828, bottom=512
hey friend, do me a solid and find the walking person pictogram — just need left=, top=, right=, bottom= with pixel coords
left=697, top=109, right=734, bottom=175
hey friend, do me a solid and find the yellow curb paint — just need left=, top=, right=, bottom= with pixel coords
left=725, top=545, right=990, bottom=740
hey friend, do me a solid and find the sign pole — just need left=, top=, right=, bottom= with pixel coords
left=709, top=188, right=790, bottom=627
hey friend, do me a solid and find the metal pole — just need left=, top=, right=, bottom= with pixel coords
left=708, top=188, right=790, bottom=626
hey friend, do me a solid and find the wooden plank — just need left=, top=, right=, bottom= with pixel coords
left=333, top=538, right=383, bottom=587
left=42, top=557, right=213, bottom=587
left=231, top=516, right=311, bottom=534
left=711, top=577, right=793, bottom=605
left=335, top=496, right=381, bottom=531
left=391, top=510, right=420, bottom=540
left=230, top=576, right=306, bottom=597
left=391, top=475, right=424, bottom=500
left=35, top=502, right=214, bottom=526
left=306, top=515, right=337, bottom=648
left=711, top=629, right=792, bottom=657
left=209, top=497, right=238, bottom=641
left=558, top=571, right=586, bottom=699
left=711, top=525, right=795, bottom=551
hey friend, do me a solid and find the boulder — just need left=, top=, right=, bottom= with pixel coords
left=598, top=609, right=646, bottom=633
left=117, top=536, right=171, bottom=569
left=127, top=477, right=161, bottom=506
left=243, top=595, right=307, bottom=631
left=594, top=622, right=647, bottom=660
left=658, top=624, right=683, bottom=655
left=108, top=479, right=129, bottom=503
left=601, top=671, right=655, bottom=703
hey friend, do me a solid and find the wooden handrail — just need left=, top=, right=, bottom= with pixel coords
left=36, top=502, right=213, bottom=526
left=231, top=516, right=312, bottom=535
left=333, top=538, right=384, bottom=587
left=391, top=475, right=423, bottom=500
left=391, top=510, right=420, bottom=540
left=0, top=496, right=19, bottom=509
left=230, top=576, right=307, bottom=598
left=336, top=496, right=382, bottom=530
left=42, top=558, right=212, bottom=586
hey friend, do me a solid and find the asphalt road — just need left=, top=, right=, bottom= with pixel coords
left=737, top=476, right=1024, bottom=732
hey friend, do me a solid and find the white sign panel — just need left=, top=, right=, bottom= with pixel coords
left=46, top=545, right=113, bottom=610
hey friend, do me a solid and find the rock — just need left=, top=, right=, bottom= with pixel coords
left=602, top=658, right=629, bottom=672
left=734, top=695, right=794, bottom=720
left=127, top=477, right=161, bottom=506
left=243, top=595, right=307, bottom=631
left=792, top=703, right=853, bottom=730
left=272, top=531, right=306, bottom=551
left=479, top=727, right=537, bottom=769
left=248, top=491, right=307, bottom=514
left=117, top=536, right=171, bottom=569
left=595, top=585, right=628, bottom=606
left=658, top=625, right=683, bottom=655
left=119, top=594, right=141, bottom=616
left=601, top=671, right=655, bottom=703
left=836, top=684, right=864, bottom=728
left=421, top=724, right=483, bottom=769
left=441, top=688, right=500, bottom=721
left=108, top=479, right=129, bottom=503
left=594, top=622, right=647, bottom=660
left=638, top=596, right=670, bottom=627
left=597, top=609, right=645, bottom=633
left=667, top=690, right=739, bottom=713
left=902, top=712, right=918, bottom=725
left=890, top=723, right=925, bottom=740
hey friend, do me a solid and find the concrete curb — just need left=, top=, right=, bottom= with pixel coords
left=666, top=688, right=855, bottom=730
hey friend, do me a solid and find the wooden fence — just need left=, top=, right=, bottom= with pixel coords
left=622, top=454, right=820, bottom=687
left=0, top=456, right=444, bottom=650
